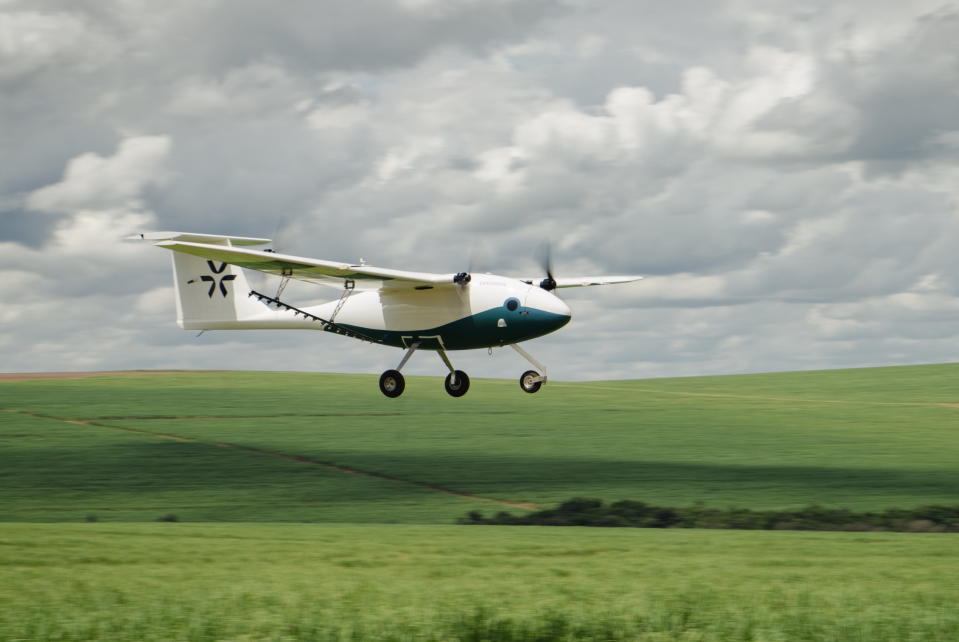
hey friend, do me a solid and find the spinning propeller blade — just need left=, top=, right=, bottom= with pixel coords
left=538, top=241, right=557, bottom=291
left=454, top=241, right=489, bottom=287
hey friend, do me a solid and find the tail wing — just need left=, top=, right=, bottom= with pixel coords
left=169, top=252, right=273, bottom=329
left=130, top=232, right=273, bottom=329
left=129, top=231, right=272, bottom=246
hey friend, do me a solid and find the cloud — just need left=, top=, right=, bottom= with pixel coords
left=2, top=135, right=170, bottom=308
left=0, top=9, right=115, bottom=80
left=2, top=0, right=958, bottom=379
left=149, top=0, right=563, bottom=75
left=27, top=136, right=171, bottom=215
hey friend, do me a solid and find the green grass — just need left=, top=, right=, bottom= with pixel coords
left=2, top=365, right=958, bottom=522
left=1, top=523, right=958, bottom=641
left=2, top=366, right=958, bottom=640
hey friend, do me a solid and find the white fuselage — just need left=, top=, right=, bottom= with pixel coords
left=195, top=274, right=571, bottom=351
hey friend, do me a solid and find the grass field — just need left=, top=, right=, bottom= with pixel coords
left=2, top=364, right=959, bottom=522
left=2, top=523, right=958, bottom=641
left=1, top=365, right=958, bottom=640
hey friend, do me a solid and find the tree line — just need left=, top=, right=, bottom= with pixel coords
left=459, top=498, right=959, bottom=532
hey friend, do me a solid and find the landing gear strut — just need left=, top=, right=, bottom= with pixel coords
left=511, top=343, right=547, bottom=394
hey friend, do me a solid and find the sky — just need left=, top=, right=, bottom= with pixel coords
left=2, top=0, right=958, bottom=381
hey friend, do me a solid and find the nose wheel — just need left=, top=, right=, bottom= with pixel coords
left=511, top=343, right=547, bottom=394
left=519, top=370, right=543, bottom=394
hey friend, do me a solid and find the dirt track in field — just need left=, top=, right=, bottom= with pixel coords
left=5, top=407, right=538, bottom=512
left=3, top=370, right=953, bottom=514
left=1, top=368, right=540, bottom=509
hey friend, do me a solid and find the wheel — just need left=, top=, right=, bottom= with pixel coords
left=444, top=370, right=470, bottom=397
left=520, top=370, right=543, bottom=394
left=379, top=369, right=405, bottom=398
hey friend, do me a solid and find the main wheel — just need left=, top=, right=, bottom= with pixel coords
left=444, top=370, right=470, bottom=397
left=519, top=370, right=543, bottom=394
left=379, top=369, right=405, bottom=398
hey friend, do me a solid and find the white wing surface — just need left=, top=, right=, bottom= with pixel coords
left=521, top=275, right=644, bottom=288
left=152, top=240, right=458, bottom=290
left=554, top=275, right=643, bottom=288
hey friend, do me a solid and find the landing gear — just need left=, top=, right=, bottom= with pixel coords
left=444, top=370, right=470, bottom=397
left=377, top=341, right=471, bottom=398
left=377, top=342, right=549, bottom=397
left=437, top=348, right=469, bottom=398
left=519, top=370, right=542, bottom=394
left=511, top=344, right=547, bottom=394
left=379, top=370, right=405, bottom=398
left=379, top=343, right=419, bottom=398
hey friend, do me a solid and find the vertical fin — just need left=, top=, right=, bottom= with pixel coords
left=169, top=251, right=267, bottom=329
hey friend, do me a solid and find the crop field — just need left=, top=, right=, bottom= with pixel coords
left=3, top=523, right=959, bottom=641
left=1, top=364, right=958, bottom=640
left=2, top=364, right=959, bottom=522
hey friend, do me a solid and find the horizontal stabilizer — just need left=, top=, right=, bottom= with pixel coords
left=126, top=231, right=271, bottom=246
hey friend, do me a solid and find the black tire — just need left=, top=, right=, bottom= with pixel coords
left=444, top=370, right=470, bottom=397
left=520, top=370, right=542, bottom=394
left=379, top=370, right=405, bottom=398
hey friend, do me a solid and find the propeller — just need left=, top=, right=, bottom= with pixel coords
left=538, top=242, right=557, bottom=291
left=269, top=218, right=300, bottom=254
left=452, top=240, right=489, bottom=287
left=266, top=218, right=301, bottom=300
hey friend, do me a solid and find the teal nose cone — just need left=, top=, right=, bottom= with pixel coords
left=522, top=288, right=571, bottom=338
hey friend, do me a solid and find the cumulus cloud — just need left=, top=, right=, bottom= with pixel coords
left=0, top=9, right=115, bottom=79
left=0, top=135, right=173, bottom=370
left=28, top=136, right=171, bottom=214
left=1, top=0, right=958, bottom=379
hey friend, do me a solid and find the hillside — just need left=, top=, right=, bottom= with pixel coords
left=1, top=364, right=957, bottom=522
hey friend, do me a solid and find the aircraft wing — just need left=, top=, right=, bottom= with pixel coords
left=555, top=275, right=643, bottom=288
left=152, top=240, right=458, bottom=290
left=522, top=275, right=644, bottom=288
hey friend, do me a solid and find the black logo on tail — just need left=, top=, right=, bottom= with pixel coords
left=199, top=261, right=236, bottom=298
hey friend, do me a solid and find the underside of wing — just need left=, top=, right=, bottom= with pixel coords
left=153, top=240, right=458, bottom=290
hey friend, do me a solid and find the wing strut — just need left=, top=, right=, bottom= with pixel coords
left=329, top=280, right=355, bottom=324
